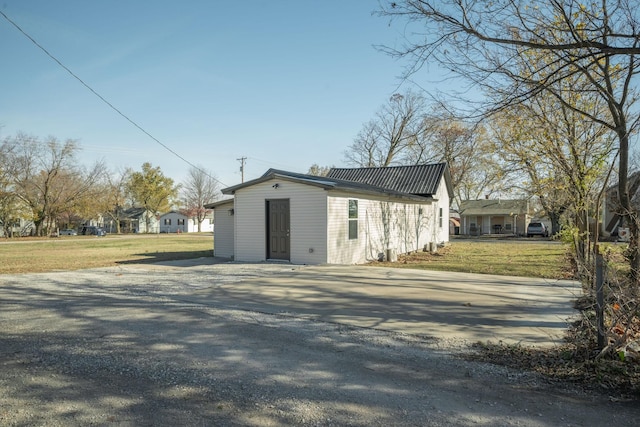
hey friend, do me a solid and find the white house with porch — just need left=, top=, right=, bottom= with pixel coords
left=459, top=199, right=533, bottom=236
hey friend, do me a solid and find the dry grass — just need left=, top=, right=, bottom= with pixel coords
left=372, top=239, right=571, bottom=280
left=0, top=233, right=213, bottom=274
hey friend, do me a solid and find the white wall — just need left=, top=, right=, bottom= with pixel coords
left=213, top=201, right=235, bottom=258
left=187, top=216, right=214, bottom=233
left=433, top=175, right=451, bottom=244
left=159, top=212, right=187, bottom=233
left=160, top=212, right=214, bottom=233
left=228, top=175, right=450, bottom=265
left=137, top=211, right=159, bottom=233
left=234, top=178, right=328, bottom=264
left=327, top=193, right=434, bottom=264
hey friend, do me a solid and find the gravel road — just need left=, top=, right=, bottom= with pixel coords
left=0, top=261, right=638, bottom=426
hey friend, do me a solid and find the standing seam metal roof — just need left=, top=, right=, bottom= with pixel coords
left=327, top=163, right=447, bottom=196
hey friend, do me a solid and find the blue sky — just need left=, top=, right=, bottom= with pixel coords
left=0, top=1, right=450, bottom=188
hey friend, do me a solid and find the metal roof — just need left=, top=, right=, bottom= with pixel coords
left=221, top=168, right=439, bottom=203
left=327, top=163, right=449, bottom=197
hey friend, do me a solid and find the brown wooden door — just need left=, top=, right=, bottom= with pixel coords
left=267, top=199, right=290, bottom=260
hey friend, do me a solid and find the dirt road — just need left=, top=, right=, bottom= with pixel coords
left=0, top=261, right=637, bottom=426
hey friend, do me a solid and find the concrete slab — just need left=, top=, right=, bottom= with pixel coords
left=190, top=264, right=581, bottom=347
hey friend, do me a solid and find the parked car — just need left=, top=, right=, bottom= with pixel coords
left=59, top=229, right=77, bottom=236
left=80, top=226, right=107, bottom=236
left=526, top=222, right=548, bottom=237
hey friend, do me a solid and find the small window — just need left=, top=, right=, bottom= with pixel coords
left=348, top=199, right=358, bottom=240
left=164, top=218, right=171, bottom=225
left=439, top=208, right=443, bottom=228
left=177, top=218, right=185, bottom=225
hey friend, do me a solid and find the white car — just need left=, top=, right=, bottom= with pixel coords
left=526, top=222, right=548, bottom=237
left=59, top=229, right=78, bottom=236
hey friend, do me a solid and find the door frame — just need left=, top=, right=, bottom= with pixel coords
left=265, top=198, right=291, bottom=261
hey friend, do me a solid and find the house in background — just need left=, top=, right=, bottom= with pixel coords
left=119, top=207, right=159, bottom=233
left=159, top=210, right=214, bottom=233
left=602, top=173, right=640, bottom=238
left=459, top=199, right=534, bottom=236
left=208, top=163, right=453, bottom=265
left=0, top=218, right=35, bottom=237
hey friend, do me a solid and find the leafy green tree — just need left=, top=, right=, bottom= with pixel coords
left=127, top=162, right=179, bottom=233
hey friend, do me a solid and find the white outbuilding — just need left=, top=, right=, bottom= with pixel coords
left=207, top=163, right=453, bottom=265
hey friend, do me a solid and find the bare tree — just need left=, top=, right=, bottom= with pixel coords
left=0, top=139, right=26, bottom=237
left=379, top=0, right=640, bottom=279
left=307, top=164, right=333, bottom=177
left=180, top=166, right=220, bottom=232
left=5, top=134, right=104, bottom=236
left=349, top=94, right=503, bottom=204
left=408, top=109, right=503, bottom=204
left=345, top=91, right=428, bottom=167
left=99, top=168, right=131, bottom=234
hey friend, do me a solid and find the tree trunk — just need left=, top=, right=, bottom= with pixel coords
left=617, top=129, right=640, bottom=283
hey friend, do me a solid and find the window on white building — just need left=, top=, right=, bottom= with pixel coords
left=348, top=199, right=358, bottom=240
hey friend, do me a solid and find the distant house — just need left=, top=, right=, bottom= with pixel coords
left=207, top=163, right=453, bottom=264
left=602, top=173, right=640, bottom=237
left=120, top=207, right=159, bottom=233
left=159, top=210, right=214, bottom=233
left=459, top=199, right=534, bottom=236
left=0, top=218, right=35, bottom=237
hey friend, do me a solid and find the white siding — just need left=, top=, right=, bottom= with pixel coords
left=159, top=212, right=188, bottom=233
left=327, top=193, right=434, bottom=264
left=186, top=215, right=214, bottom=233
left=326, top=195, right=368, bottom=264
left=136, top=211, right=159, bottom=233
left=159, top=212, right=214, bottom=233
left=434, top=175, right=451, bottom=244
left=234, top=179, right=328, bottom=264
left=213, top=201, right=235, bottom=258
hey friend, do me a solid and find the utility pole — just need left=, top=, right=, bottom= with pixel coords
left=237, top=156, right=247, bottom=183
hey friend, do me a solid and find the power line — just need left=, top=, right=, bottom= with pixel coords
left=0, top=9, right=229, bottom=188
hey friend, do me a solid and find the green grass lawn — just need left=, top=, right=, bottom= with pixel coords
left=0, top=234, right=570, bottom=280
left=0, top=233, right=213, bottom=274
left=371, top=239, right=571, bottom=280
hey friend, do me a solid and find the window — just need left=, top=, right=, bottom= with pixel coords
left=348, top=199, right=358, bottom=239
left=439, top=207, right=443, bottom=228
left=164, top=218, right=171, bottom=225
left=177, top=218, right=185, bottom=225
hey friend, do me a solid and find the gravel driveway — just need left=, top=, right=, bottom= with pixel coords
left=0, top=260, right=638, bottom=426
